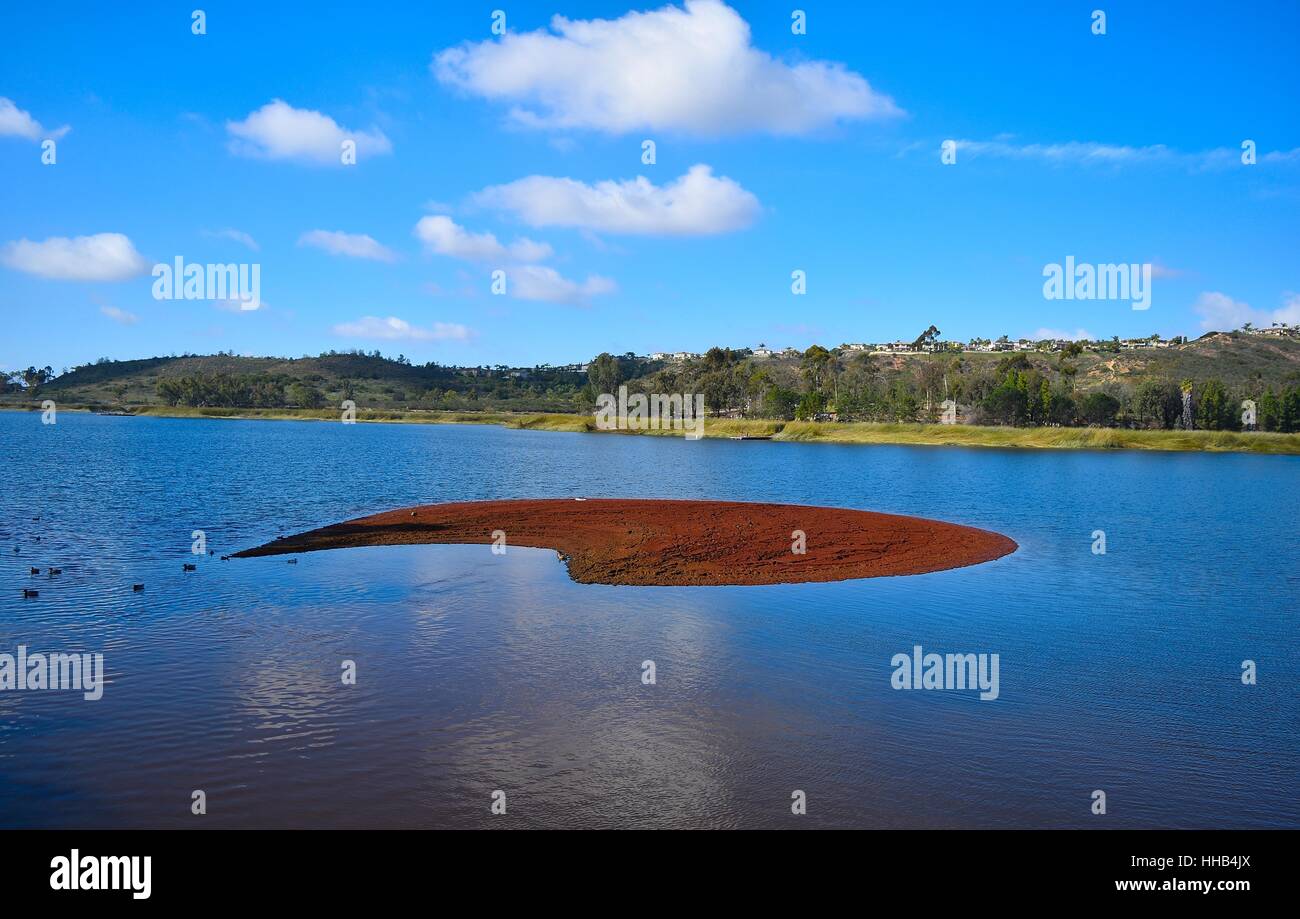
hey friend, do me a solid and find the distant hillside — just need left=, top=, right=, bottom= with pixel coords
left=2, top=351, right=597, bottom=414
left=1076, top=332, right=1300, bottom=389
left=4, top=335, right=1299, bottom=432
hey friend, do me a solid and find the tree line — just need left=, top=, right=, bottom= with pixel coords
left=586, top=347, right=1300, bottom=432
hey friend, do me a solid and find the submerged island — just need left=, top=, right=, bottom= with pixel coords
left=233, top=498, right=1017, bottom=586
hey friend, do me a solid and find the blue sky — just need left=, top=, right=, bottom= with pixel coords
left=2, top=0, right=1298, bottom=372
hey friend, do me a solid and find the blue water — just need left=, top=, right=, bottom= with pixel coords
left=0, top=411, right=1296, bottom=828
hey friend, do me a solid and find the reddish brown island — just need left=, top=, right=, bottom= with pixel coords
left=234, top=499, right=1017, bottom=586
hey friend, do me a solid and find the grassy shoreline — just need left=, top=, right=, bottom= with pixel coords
left=3, top=403, right=1298, bottom=455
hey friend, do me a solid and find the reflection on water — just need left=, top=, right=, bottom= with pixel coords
left=0, top=413, right=1296, bottom=828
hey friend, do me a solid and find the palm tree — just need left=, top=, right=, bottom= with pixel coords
left=1180, top=379, right=1195, bottom=430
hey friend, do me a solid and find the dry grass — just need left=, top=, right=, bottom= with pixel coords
left=10, top=405, right=1296, bottom=454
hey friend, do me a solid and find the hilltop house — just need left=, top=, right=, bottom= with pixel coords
left=1250, top=323, right=1299, bottom=339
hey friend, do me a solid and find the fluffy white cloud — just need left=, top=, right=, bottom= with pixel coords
left=433, top=0, right=899, bottom=136
left=298, top=230, right=397, bottom=262
left=332, top=316, right=472, bottom=341
left=1193, top=291, right=1255, bottom=331
left=0, top=97, right=69, bottom=140
left=1, top=233, right=149, bottom=281
left=1276, top=293, right=1300, bottom=325
left=508, top=264, right=616, bottom=305
left=226, top=100, right=391, bottom=165
left=1193, top=291, right=1300, bottom=331
left=100, top=305, right=140, bottom=325
left=413, top=215, right=552, bottom=262
left=474, top=164, right=759, bottom=236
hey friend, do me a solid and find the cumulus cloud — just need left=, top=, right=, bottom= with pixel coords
left=1029, top=327, right=1094, bottom=341
left=1, top=233, right=149, bottom=281
left=298, top=230, right=397, bottom=262
left=414, top=215, right=552, bottom=262
left=332, top=316, right=472, bottom=341
left=0, top=97, right=69, bottom=140
left=508, top=264, right=616, bottom=305
left=100, top=305, right=140, bottom=325
left=432, top=0, right=899, bottom=136
left=226, top=100, right=391, bottom=165
left=1194, top=291, right=1300, bottom=331
left=474, top=164, right=759, bottom=236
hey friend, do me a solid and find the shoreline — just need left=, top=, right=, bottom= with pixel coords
left=3, top=404, right=1298, bottom=455
left=233, top=498, right=1018, bottom=586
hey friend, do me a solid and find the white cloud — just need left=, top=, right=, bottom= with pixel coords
left=1, top=233, right=149, bottom=281
left=1193, top=291, right=1300, bottom=331
left=1029, top=327, right=1094, bottom=341
left=413, top=215, right=552, bottom=262
left=205, top=228, right=260, bottom=251
left=951, top=139, right=1300, bottom=170
left=474, top=164, right=759, bottom=236
left=100, top=305, right=139, bottom=325
left=332, top=316, right=471, bottom=341
left=0, top=97, right=69, bottom=140
left=432, top=0, right=899, bottom=136
left=298, top=230, right=397, bottom=262
left=1276, top=293, right=1300, bottom=325
left=508, top=264, right=616, bottom=305
left=226, top=100, right=391, bottom=165
left=956, top=139, right=1178, bottom=165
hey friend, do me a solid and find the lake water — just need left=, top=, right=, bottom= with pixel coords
left=0, top=411, right=1296, bottom=829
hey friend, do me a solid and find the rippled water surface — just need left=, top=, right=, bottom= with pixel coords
left=0, top=412, right=1296, bottom=828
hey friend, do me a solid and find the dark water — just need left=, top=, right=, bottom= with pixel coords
left=0, top=411, right=1296, bottom=829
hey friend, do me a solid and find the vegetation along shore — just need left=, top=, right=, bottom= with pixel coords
left=5, top=329, right=1300, bottom=455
